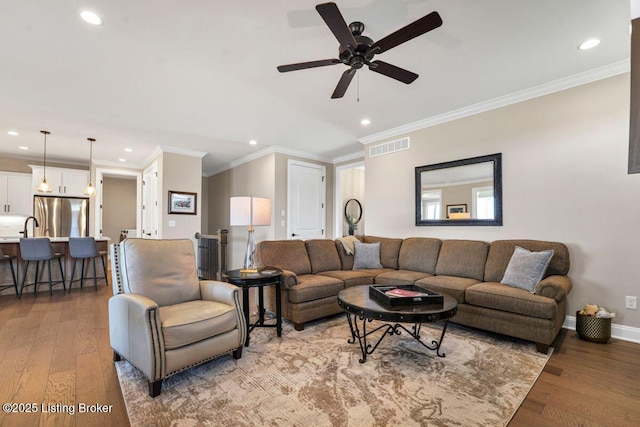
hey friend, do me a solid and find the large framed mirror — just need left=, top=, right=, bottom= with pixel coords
left=415, top=153, right=502, bottom=226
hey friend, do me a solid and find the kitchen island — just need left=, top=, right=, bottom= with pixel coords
left=0, top=237, right=111, bottom=296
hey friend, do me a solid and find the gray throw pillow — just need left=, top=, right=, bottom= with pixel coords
left=501, top=246, right=554, bottom=293
left=353, top=241, right=383, bottom=269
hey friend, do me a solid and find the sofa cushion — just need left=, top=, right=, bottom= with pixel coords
left=398, top=237, right=442, bottom=274
left=119, top=238, right=201, bottom=307
left=288, top=274, right=344, bottom=304
left=353, top=242, right=383, bottom=269
left=160, top=300, right=237, bottom=350
left=484, top=240, right=570, bottom=283
left=501, top=246, right=554, bottom=293
left=305, top=240, right=342, bottom=273
left=317, top=270, right=373, bottom=287
left=375, top=270, right=433, bottom=286
left=256, top=240, right=311, bottom=275
left=435, top=240, right=489, bottom=281
left=363, top=236, right=403, bottom=269
left=416, top=275, right=480, bottom=303
left=465, top=282, right=557, bottom=319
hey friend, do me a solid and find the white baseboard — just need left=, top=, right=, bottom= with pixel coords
left=563, top=316, right=640, bottom=344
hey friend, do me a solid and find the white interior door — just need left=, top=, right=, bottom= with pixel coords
left=142, top=164, right=159, bottom=239
left=288, top=160, right=325, bottom=239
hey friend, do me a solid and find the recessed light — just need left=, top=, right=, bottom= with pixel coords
left=249, top=140, right=257, bottom=145
left=118, top=158, right=126, bottom=162
left=125, top=148, right=133, bottom=152
left=19, top=146, right=28, bottom=150
left=578, top=38, right=600, bottom=50
left=361, top=118, right=371, bottom=126
left=80, top=10, right=103, bottom=25
left=8, top=131, right=18, bottom=136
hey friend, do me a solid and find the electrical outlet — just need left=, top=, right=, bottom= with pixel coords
left=626, top=296, right=637, bottom=310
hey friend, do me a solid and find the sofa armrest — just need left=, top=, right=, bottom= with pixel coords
left=280, top=270, right=298, bottom=289
left=108, top=294, right=165, bottom=381
left=535, top=275, right=572, bottom=302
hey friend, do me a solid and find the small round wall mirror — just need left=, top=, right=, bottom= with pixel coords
left=344, top=199, right=362, bottom=235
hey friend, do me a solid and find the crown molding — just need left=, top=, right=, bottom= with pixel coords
left=332, top=151, right=365, bottom=164
left=206, top=145, right=338, bottom=177
left=359, top=60, right=630, bottom=145
left=159, top=145, right=208, bottom=158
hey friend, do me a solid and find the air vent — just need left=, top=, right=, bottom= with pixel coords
left=369, top=137, right=410, bottom=157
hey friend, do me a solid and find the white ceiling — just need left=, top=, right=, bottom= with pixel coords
left=0, top=0, right=631, bottom=176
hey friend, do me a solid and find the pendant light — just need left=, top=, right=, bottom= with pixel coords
left=84, top=138, right=97, bottom=197
left=36, top=130, right=53, bottom=193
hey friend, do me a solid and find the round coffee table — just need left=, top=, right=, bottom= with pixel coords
left=337, top=285, right=458, bottom=363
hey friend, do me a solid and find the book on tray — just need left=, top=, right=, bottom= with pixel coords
left=385, top=288, right=431, bottom=298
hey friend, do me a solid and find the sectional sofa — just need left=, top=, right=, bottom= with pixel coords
left=255, top=236, right=572, bottom=353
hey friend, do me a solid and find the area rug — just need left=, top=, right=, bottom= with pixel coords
left=116, top=315, right=550, bottom=427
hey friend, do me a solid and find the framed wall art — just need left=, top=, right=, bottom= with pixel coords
left=168, top=191, right=197, bottom=215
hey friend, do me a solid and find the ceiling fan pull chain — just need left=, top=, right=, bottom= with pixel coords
left=357, top=72, right=360, bottom=102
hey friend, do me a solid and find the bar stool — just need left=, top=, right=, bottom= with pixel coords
left=68, top=237, right=108, bottom=292
left=0, top=248, right=18, bottom=296
left=19, top=238, right=66, bottom=298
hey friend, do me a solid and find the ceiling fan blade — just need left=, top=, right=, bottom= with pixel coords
left=370, top=11, right=442, bottom=54
left=277, top=59, right=341, bottom=73
left=331, top=68, right=356, bottom=99
left=369, top=60, right=418, bottom=84
left=316, top=2, right=358, bottom=49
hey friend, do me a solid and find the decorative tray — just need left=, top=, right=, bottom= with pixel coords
left=369, top=285, right=444, bottom=306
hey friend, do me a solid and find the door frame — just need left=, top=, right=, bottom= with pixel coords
left=95, top=167, right=143, bottom=239
left=287, top=159, right=326, bottom=240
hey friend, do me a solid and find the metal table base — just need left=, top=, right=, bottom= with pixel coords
left=345, top=312, right=450, bottom=363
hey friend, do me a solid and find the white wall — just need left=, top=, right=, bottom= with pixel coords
left=365, top=74, right=640, bottom=328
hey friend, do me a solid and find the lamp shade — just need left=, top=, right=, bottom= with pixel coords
left=230, top=196, right=271, bottom=226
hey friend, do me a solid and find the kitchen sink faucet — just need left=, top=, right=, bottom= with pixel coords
left=20, top=216, right=39, bottom=238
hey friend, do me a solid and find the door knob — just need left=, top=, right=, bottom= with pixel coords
left=292, top=233, right=299, bottom=237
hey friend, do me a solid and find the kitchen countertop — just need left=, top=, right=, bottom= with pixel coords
left=0, top=236, right=111, bottom=243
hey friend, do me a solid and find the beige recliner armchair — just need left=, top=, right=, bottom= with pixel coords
left=109, top=238, right=246, bottom=397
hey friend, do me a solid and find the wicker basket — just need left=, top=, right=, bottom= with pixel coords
left=576, top=311, right=611, bottom=343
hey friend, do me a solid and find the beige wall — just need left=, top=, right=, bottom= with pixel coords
left=207, top=152, right=334, bottom=270
left=208, top=154, right=276, bottom=269
left=160, top=152, right=202, bottom=244
left=340, top=167, right=365, bottom=235
left=102, top=177, right=137, bottom=240
left=365, top=73, right=640, bottom=328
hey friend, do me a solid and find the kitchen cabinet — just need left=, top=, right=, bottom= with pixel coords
left=31, top=166, right=90, bottom=197
left=0, top=172, right=32, bottom=215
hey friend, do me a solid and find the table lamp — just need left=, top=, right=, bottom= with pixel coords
left=230, top=196, right=271, bottom=272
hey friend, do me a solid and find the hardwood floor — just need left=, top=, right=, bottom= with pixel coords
left=0, top=283, right=638, bottom=426
left=0, top=285, right=129, bottom=427
left=510, top=328, right=640, bottom=426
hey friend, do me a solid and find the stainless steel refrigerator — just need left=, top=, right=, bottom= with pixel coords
left=33, top=196, right=89, bottom=238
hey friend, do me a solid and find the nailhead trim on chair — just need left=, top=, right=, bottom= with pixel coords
left=147, top=308, right=163, bottom=381
left=109, top=243, right=124, bottom=295
left=233, top=289, right=247, bottom=346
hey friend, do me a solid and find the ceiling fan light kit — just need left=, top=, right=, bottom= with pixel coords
left=277, top=2, right=443, bottom=98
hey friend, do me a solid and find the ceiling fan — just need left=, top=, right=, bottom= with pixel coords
left=277, top=2, right=443, bottom=99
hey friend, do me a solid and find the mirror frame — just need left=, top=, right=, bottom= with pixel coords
left=415, top=153, right=503, bottom=226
